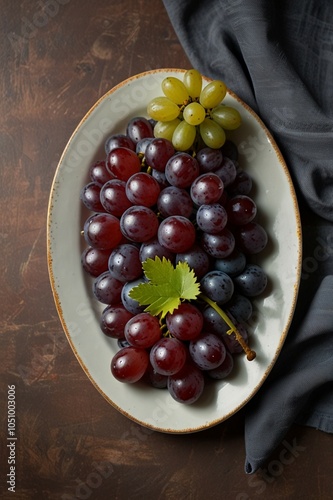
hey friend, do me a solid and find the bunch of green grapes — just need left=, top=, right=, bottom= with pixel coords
left=147, top=69, right=242, bottom=152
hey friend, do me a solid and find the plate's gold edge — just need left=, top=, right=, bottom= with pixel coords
left=46, top=68, right=303, bottom=434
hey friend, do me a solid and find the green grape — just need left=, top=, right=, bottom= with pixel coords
left=147, top=96, right=180, bottom=121
left=211, top=105, right=242, bottom=130
left=199, top=118, right=226, bottom=149
left=183, top=102, right=206, bottom=125
left=172, top=121, right=196, bottom=151
left=154, top=118, right=181, bottom=141
left=183, top=69, right=202, bottom=98
left=162, top=77, right=190, bottom=104
left=199, top=80, right=227, bottom=109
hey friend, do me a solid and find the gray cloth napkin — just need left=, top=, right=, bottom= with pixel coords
left=162, top=0, right=333, bottom=472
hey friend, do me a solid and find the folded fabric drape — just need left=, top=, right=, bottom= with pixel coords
left=163, top=0, right=333, bottom=473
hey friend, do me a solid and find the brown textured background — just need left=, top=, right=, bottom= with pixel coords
left=1, top=1, right=332, bottom=499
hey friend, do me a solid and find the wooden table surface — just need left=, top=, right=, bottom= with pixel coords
left=1, top=1, right=332, bottom=499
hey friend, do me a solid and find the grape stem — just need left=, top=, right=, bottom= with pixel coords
left=198, top=293, right=256, bottom=361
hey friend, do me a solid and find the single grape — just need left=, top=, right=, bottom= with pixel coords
left=207, top=351, right=234, bottom=379
left=144, top=137, right=175, bottom=172
left=211, top=105, right=242, bottom=130
left=100, top=304, right=134, bottom=339
left=189, top=331, right=226, bottom=370
left=150, top=337, right=187, bottom=376
left=106, top=147, right=141, bottom=181
left=201, top=227, right=235, bottom=259
left=214, top=248, right=246, bottom=276
left=108, top=243, right=143, bottom=282
left=172, top=121, right=197, bottom=151
left=226, top=293, right=253, bottom=322
left=100, top=179, right=132, bottom=217
left=89, top=160, right=114, bottom=186
left=199, top=118, right=226, bottom=149
left=126, top=172, right=161, bottom=207
left=214, top=157, right=237, bottom=187
left=80, top=182, right=104, bottom=212
left=226, top=195, right=257, bottom=225
left=105, top=133, right=135, bottom=154
left=166, top=302, right=203, bottom=341
left=147, top=96, right=180, bottom=122
left=234, top=221, right=268, bottom=254
left=124, top=313, right=162, bottom=348
left=167, top=362, right=204, bottom=404
left=183, top=102, right=206, bottom=125
left=200, top=270, right=234, bottom=305
left=183, top=68, right=202, bottom=98
left=93, top=271, right=123, bottom=304
left=175, top=243, right=210, bottom=279
left=233, top=264, right=268, bottom=297
left=157, top=186, right=193, bottom=218
left=81, top=247, right=110, bottom=277
left=199, top=80, right=227, bottom=108
left=158, top=215, right=196, bottom=253
left=196, top=147, right=223, bottom=173
left=83, top=213, right=122, bottom=250
left=162, top=76, right=189, bottom=104
left=111, top=346, right=149, bottom=383
left=165, top=153, right=200, bottom=188
left=139, top=237, right=175, bottom=263
left=126, top=117, right=154, bottom=144
left=120, top=205, right=159, bottom=242
left=190, top=173, right=224, bottom=206
left=196, top=203, right=228, bottom=234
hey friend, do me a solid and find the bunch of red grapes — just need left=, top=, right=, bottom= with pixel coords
left=80, top=116, right=268, bottom=405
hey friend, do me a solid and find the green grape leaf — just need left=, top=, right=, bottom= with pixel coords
left=129, top=257, right=200, bottom=318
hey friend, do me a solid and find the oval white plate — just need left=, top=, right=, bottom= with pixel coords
left=47, top=69, right=302, bottom=433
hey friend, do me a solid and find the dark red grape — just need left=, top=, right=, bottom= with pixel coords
left=145, top=137, right=175, bottom=172
left=106, top=147, right=141, bottom=181
left=80, top=182, right=104, bottom=212
left=190, top=173, right=224, bottom=205
left=166, top=302, right=203, bottom=341
left=83, top=213, right=122, bottom=250
left=167, top=362, right=204, bottom=404
left=124, top=313, right=162, bottom=348
left=165, top=153, right=199, bottom=188
left=234, top=221, right=268, bottom=254
left=158, top=216, right=196, bottom=253
left=93, top=271, right=123, bottom=304
left=105, top=133, right=135, bottom=154
left=89, top=160, right=114, bottom=186
left=120, top=205, right=159, bottom=242
left=150, top=337, right=187, bottom=376
left=226, top=195, right=257, bottom=225
left=100, top=304, right=133, bottom=339
left=81, top=247, right=111, bottom=277
left=100, top=179, right=132, bottom=217
left=126, top=172, right=161, bottom=207
left=126, top=116, right=154, bottom=144
left=189, top=332, right=226, bottom=370
left=111, top=346, right=149, bottom=383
